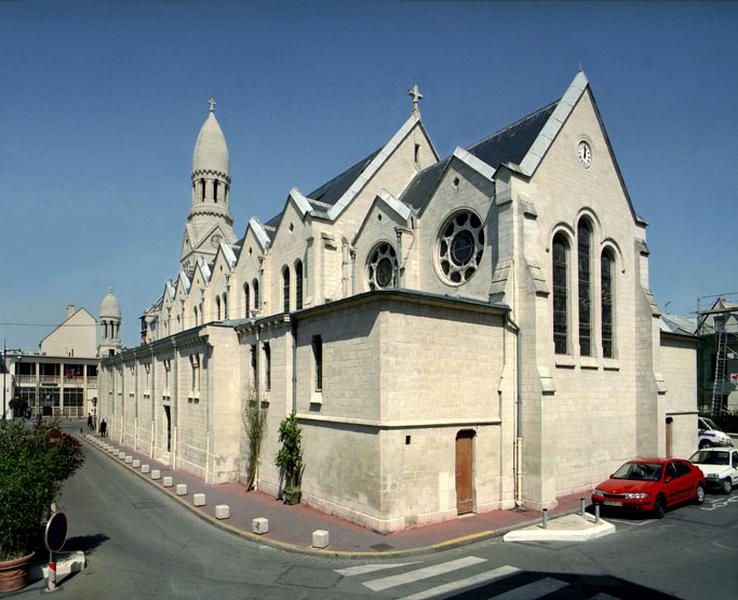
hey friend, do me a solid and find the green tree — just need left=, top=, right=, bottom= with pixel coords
left=275, top=413, right=304, bottom=504
left=241, top=388, right=267, bottom=491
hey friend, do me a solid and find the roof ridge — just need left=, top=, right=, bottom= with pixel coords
left=465, top=99, right=559, bottom=152
left=307, top=147, right=382, bottom=200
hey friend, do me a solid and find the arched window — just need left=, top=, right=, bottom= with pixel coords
left=282, top=266, right=291, bottom=313
left=216, top=296, right=221, bottom=320
left=223, top=292, right=228, bottom=319
left=294, top=260, right=303, bottom=310
left=601, top=248, right=615, bottom=358
left=243, top=283, right=250, bottom=318
left=552, top=232, right=569, bottom=355
left=200, top=178, right=206, bottom=201
left=194, top=306, right=199, bottom=326
left=252, top=279, right=260, bottom=311
left=577, top=220, right=592, bottom=357
left=213, top=180, right=219, bottom=203
left=103, top=322, right=108, bottom=339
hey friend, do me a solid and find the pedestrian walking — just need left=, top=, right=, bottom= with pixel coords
left=100, top=419, right=107, bottom=438
left=87, top=412, right=93, bottom=431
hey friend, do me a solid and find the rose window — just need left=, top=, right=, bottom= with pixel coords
left=437, top=211, right=485, bottom=284
left=366, top=242, right=398, bottom=290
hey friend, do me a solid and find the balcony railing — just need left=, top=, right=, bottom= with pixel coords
left=16, top=374, right=37, bottom=385
left=87, top=377, right=98, bottom=387
left=63, top=376, right=84, bottom=385
left=40, top=375, right=60, bottom=384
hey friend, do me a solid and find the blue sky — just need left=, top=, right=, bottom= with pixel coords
left=1, top=0, right=736, bottom=350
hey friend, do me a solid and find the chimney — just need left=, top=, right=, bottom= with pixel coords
left=66, top=304, right=76, bottom=318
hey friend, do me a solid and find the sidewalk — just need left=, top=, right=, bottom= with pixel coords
left=80, top=433, right=601, bottom=556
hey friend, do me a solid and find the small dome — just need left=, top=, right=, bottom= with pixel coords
left=192, top=105, right=229, bottom=175
left=100, top=287, right=121, bottom=319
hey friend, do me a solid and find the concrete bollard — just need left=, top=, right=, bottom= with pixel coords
left=579, top=497, right=586, bottom=515
left=193, top=493, right=206, bottom=507
left=118, top=451, right=126, bottom=459
left=141, top=464, right=150, bottom=474
left=176, top=483, right=188, bottom=496
left=125, top=455, right=133, bottom=464
left=541, top=508, right=549, bottom=529
left=252, top=517, right=269, bottom=534
left=215, top=504, right=230, bottom=520
left=312, top=530, right=330, bottom=549
left=163, top=476, right=173, bottom=487
left=150, top=469, right=161, bottom=480
left=132, top=459, right=141, bottom=468
left=595, top=504, right=600, bottom=524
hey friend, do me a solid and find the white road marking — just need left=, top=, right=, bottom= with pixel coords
left=590, top=594, right=621, bottom=600
left=606, top=518, right=655, bottom=527
left=489, top=577, right=568, bottom=599
left=335, top=561, right=422, bottom=577
left=398, top=565, right=521, bottom=600
left=363, top=556, right=487, bottom=592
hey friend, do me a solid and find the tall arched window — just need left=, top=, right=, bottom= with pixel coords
left=213, top=180, right=219, bottom=203
left=216, top=296, right=221, bottom=320
left=200, top=178, right=206, bottom=201
left=282, top=266, right=291, bottom=313
left=222, top=293, right=228, bottom=319
left=243, top=283, right=250, bottom=318
left=601, top=248, right=615, bottom=358
left=294, top=260, right=303, bottom=310
left=577, top=220, right=592, bottom=357
left=194, top=306, right=199, bottom=326
left=552, top=232, right=569, bottom=355
left=252, top=279, right=260, bottom=311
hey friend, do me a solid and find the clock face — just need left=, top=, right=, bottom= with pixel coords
left=210, top=234, right=223, bottom=248
left=578, top=141, right=592, bottom=169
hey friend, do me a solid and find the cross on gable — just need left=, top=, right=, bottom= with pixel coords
left=408, top=84, right=423, bottom=116
left=208, top=97, right=216, bottom=113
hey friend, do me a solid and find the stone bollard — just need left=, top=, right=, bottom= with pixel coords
left=141, top=464, right=150, bottom=474
left=215, top=505, right=230, bottom=520
left=312, top=530, right=329, bottom=549
left=163, top=476, right=173, bottom=487
left=132, top=459, right=141, bottom=468
left=124, top=455, right=133, bottom=464
left=150, top=469, right=161, bottom=480
left=176, top=484, right=188, bottom=496
left=252, top=517, right=269, bottom=534
left=579, top=497, right=586, bottom=516
left=541, top=508, right=549, bottom=529
left=193, top=493, right=206, bottom=507
left=118, top=451, right=126, bottom=459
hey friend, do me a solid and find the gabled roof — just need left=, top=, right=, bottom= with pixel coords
left=400, top=157, right=452, bottom=212
left=466, top=100, right=559, bottom=172
left=307, top=148, right=382, bottom=207
left=660, top=313, right=698, bottom=336
left=219, top=241, right=238, bottom=269
left=39, top=307, right=96, bottom=347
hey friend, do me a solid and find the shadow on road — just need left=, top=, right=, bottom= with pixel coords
left=63, top=533, right=109, bottom=554
left=446, top=570, right=680, bottom=599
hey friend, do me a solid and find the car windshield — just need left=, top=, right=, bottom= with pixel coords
left=612, top=462, right=663, bottom=481
left=690, top=451, right=729, bottom=465
left=700, top=418, right=719, bottom=430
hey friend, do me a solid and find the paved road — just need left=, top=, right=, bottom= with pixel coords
left=14, top=430, right=738, bottom=599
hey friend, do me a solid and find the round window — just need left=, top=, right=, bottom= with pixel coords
left=437, top=210, right=485, bottom=284
left=367, top=242, right=398, bottom=290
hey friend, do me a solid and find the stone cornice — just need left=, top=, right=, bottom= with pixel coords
left=191, top=169, right=231, bottom=184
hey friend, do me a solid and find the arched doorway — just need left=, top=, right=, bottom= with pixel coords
left=455, top=430, right=476, bottom=514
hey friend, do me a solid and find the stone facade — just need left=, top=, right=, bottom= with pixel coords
left=98, top=73, right=698, bottom=532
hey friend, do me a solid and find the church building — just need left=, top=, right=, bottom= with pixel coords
left=98, top=73, right=698, bottom=532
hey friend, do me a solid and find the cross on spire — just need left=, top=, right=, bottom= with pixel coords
left=208, top=97, right=216, bottom=113
left=408, top=84, right=423, bottom=117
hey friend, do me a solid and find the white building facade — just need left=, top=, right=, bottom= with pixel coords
left=98, top=74, right=698, bottom=532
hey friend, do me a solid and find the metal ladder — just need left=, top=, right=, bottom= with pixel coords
left=711, top=327, right=729, bottom=419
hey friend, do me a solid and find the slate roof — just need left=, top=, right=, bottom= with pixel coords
left=660, top=314, right=698, bottom=336
left=307, top=148, right=382, bottom=206
left=399, top=157, right=452, bottom=212
left=466, top=100, right=559, bottom=170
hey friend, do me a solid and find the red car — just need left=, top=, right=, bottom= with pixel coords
left=591, top=458, right=705, bottom=518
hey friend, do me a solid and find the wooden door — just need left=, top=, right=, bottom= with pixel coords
left=455, top=431, right=474, bottom=514
left=665, top=417, right=673, bottom=458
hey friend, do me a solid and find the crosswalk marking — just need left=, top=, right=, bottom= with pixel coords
left=490, top=577, right=568, bottom=599
left=335, top=561, right=423, bottom=577
left=363, top=556, right=487, bottom=592
left=397, top=565, right=522, bottom=600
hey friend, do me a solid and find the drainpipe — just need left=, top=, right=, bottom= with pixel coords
left=505, top=313, right=523, bottom=508
left=290, top=317, right=297, bottom=414
left=172, top=339, right=178, bottom=470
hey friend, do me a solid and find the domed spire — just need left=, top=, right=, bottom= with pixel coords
left=192, top=98, right=229, bottom=175
left=99, top=287, right=121, bottom=319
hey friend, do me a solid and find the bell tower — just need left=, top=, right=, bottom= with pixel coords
left=180, top=99, right=236, bottom=272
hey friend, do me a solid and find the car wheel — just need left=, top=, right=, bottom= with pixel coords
left=653, top=495, right=666, bottom=519
left=699, top=440, right=711, bottom=449
left=695, top=484, right=705, bottom=504
left=721, top=478, right=732, bottom=495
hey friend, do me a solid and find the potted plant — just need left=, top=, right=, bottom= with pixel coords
left=0, top=420, right=84, bottom=591
left=275, top=413, right=304, bottom=505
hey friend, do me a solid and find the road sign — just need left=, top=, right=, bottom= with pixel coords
left=44, top=512, right=67, bottom=553
left=730, top=373, right=738, bottom=383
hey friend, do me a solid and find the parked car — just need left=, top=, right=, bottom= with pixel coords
left=698, top=416, right=734, bottom=448
left=591, top=458, right=705, bottom=518
left=688, top=447, right=738, bottom=494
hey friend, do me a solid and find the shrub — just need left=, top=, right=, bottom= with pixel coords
left=241, top=388, right=267, bottom=491
left=275, top=413, right=304, bottom=501
left=0, top=421, right=84, bottom=560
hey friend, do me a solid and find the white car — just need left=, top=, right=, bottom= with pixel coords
left=698, top=417, right=734, bottom=449
left=689, top=448, right=738, bottom=494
